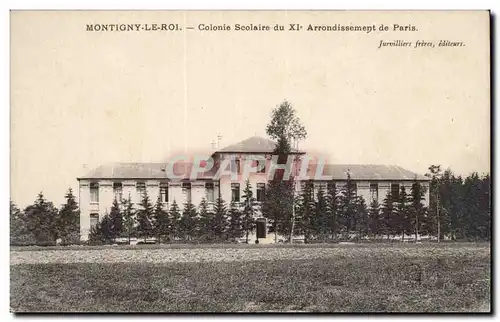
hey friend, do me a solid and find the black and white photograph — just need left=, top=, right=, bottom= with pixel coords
left=9, top=10, right=491, bottom=313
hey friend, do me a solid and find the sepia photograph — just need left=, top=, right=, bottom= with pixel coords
left=9, top=10, right=491, bottom=313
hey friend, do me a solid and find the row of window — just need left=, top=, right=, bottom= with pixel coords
left=88, top=181, right=267, bottom=204
left=89, top=181, right=412, bottom=205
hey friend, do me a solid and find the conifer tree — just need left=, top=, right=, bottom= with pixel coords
left=169, top=200, right=182, bottom=241
left=315, top=187, right=329, bottom=240
left=409, top=179, right=427, bottom=242
left=10, top=201, right=31, bottom=245
left=338, top=173, right=357, bottom=239
left=57, top=188, right=80, bottom=244
left=295, top=181, right=316, bottom=243
left=355, top=196, right=369, bottom=239
left=198, top=198, right=215, bottom=241
left=326, top=181, right=340, bottom=240
left=213, top=198, right=229, bottom=241
left=180, top=202, right=198, bottom=241
left=227, top=200, right=243, bottom=242
left=368, top=198, right=381, bottom=238
left=136, top=191, right=154, bottom=242
left=241, top=180, right=257, bottom=243
left=381, top=190, right=396, bottom=239
left=153, top=194, right=170, bottom=243
left=108, top=198, right=123, bottom=242
left=24, top=192, right=59, bottom=244
left=121, top=195, right=135, bottom=244
left=396, top=186, right=410, bottom=241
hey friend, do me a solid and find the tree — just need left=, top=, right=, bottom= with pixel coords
left=368, top=199, right=381, bottom=238
left=396, top=186, right=410, bottom=241
left=380, top=190, right=396, bottom=239
left=213, top=198, right=229, bottom=241
left=24, top=192, right=59, bottom=245
left=295, top=181, right=315, bottom=243
left=121, top=195, right=136, bottom=244
left=136, top=191, right=154, bottom=242
left=338, top=172, right=357, bottom=239
left=314, top=186, right=329, bottom=240
left=88, top=213, right=113, bottom=244
left=10, top=201, right=32, bottom=245
left=241, top=180, right=257, bottom=243
left=169, top=200, right=182, bottom=241
left=326, top=181, right=340, bottom=240
left=153, top=194, right=170, bottom=243
left=355, top=196, right=369, bottom=239
left=57, top=188, right=80, bottom=244
left=180, top=202, right=198, bottom=241
left=409, top=179, right=427, bottom=242
left=198, top=198, right=215, bottom=241
left=227, top=200, right=243, bottom=242
left=264, top=100, right=307, bottom=243
left=108, top=198, right=123, bottom=242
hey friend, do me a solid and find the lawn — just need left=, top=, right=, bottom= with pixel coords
left=10, top=244, right=491, bottom=313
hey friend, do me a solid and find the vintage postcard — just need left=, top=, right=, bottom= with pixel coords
left=10, top=10, right=490, bottom=313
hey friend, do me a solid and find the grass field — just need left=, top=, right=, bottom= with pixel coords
left=10, top=243, right=491, bottom=313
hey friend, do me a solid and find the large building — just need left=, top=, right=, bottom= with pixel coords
left=77, top=136, right=430, bottom=242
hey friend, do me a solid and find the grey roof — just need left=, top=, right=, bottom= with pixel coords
left=79, top=162, right=428, bottom=181
left=78, top=162, right=215, bottom=180
left=310, top=164, right=429, bottom=181
left=217, top=136, right=302, bottom=153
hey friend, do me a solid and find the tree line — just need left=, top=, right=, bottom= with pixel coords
left=84, top=181, right=257, bottom=245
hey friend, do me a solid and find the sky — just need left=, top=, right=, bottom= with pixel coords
left=10, top=11, right=490, bottom=207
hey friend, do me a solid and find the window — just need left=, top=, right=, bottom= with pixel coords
left=113, top=182, right=123, bottom=201
left=160, top=182, right=168, bottom=203
left=231, top=183, right=240, bottom=202
left=206, top=182, right=215, bottom=202
left=352, top=183, right=358, bottom=197
left=90, top=182, right=99, bottom=203
left=391, top=183, right=400, bottom=201
left=370, top=183, right=378, bottom=202
left=136, top=182, right=146, bottom=198
left=232, top=159, right=241, bottom=174
left=256, top=183, right=266, bottom=202
left=183, top=182, right=192, bottom=203
left=256, top=159, right=266, bottom=173
left=90, top=213, right=99, bottom=229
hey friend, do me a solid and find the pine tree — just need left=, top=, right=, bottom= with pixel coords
left=169, top=200, right=182, bottom=241
left=381, top=190, right=396, bottom=239
left=10, top=201, right=31, bottom=245
left=326, top=181, right=340, bottom=240
left=198, top=198, right=215, bottom=241
left=295, top=181, right=316, bottom=243
left=338, top=173, right=357, bottom=239
left=227, top=200, right=243, bottom=242
left=368, top=199, right=381, bottom=238
left=108, top=198, right=123, bottom=242
left=24, top=192, right=60, bottom=245
left=409, top=179, right=427, bottom=242
left=136, top=191, right=154, bottom=242
left=57, top=188, right=80, bottom=244
left=314, top=187, right=329, bottom=240
left=213, top=198, right=229, bottom=241
left=180, top=202, right=198, bottom=241
left=396, top=186, right=410, bottom=241
left=100, top=212, right=114, bottom=243
left=121, top=195, right=135, bottom=244
left=355, top=196, right=369, bottom=239
left=153, top=194, right=170, bottom=243
left=241, top=180, right=257, bottom=243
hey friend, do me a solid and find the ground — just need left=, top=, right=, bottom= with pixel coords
left=10, top=243, right=491, bottom=313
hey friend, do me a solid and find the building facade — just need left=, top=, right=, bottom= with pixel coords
left=77, top=136, right=430, bottom=242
